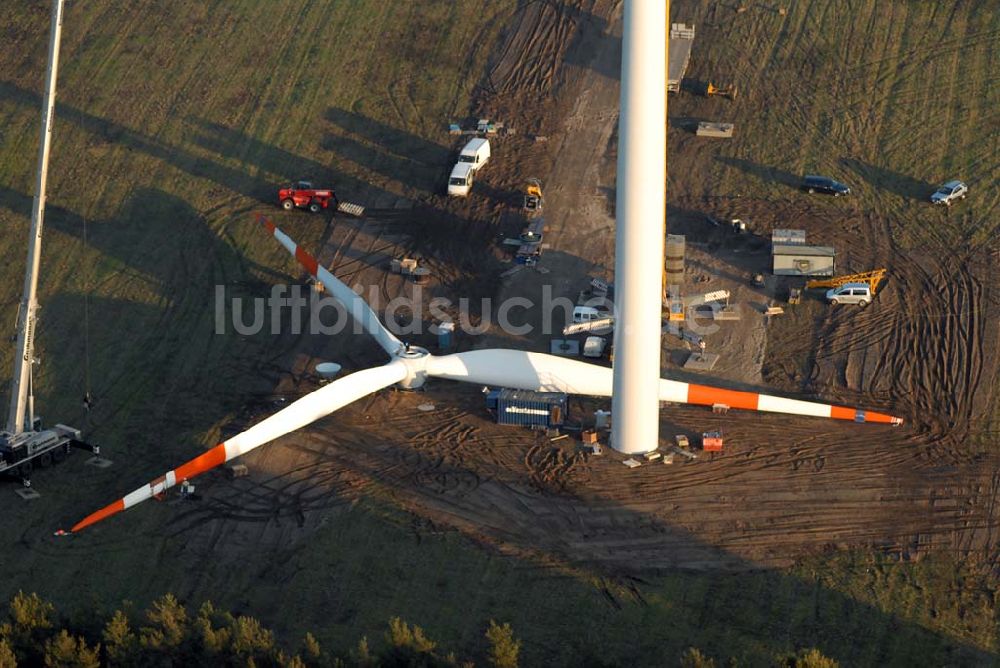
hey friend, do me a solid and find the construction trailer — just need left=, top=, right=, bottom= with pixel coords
left=772, top=244, right=836, bottom=277
left=667, top=23, right=695, bottom=92
left=486, top=389, right=567, bottom=428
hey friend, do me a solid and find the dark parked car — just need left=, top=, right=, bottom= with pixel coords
left=800, top=175, right=851, bottom=196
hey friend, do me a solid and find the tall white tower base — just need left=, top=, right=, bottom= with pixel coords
left=610, top=0, right=667, bottom=455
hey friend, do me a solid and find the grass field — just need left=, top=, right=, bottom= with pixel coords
left=0, top=0, right=517, bottom=448
left=0, top=1, right=997, bottom=665
left=670, top=0, right=999, bottom=250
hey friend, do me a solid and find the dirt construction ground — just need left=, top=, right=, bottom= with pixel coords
left=0, top=0, right=998, bottom=664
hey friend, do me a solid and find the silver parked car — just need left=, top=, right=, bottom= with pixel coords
left=826, top=283, right=871, bottom=307
left=930, top=180, right=968, bottom=206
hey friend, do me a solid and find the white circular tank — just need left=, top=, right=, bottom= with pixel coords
left=315, top=362, right=342, bottom=379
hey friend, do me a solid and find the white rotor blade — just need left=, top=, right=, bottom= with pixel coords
left=260, top=215, right=403, bottom=357
left=428, top=349, right=902, bottom=425
left=69, top=360, right=407, bottom=533
left=428, top=349, right=615, bottom=395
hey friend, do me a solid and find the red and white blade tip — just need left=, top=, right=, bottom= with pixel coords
left=68, top=442, right=229, bottom=533
left=70, top=498, right=127, bottom=533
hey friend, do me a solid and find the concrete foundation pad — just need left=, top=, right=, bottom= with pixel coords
left=15, top=488, right=40, bottom=500
left=684, top=352, right=720, bottom=370
left=85, top=457, right=113, bottom=469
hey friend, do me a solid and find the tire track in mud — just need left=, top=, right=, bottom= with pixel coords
left=487, top=1, right=572, bottom=94
left=803, top=214, right=992, bottom=459
left=60, top=2, right=1000, bottom=576
left=748, top=3, right=996, bottom=173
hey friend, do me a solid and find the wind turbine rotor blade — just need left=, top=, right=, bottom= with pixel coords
left=69, top=360, right=407, bottom=533
left=427, top=349, right=615, bottom=395
left=669, top=381, right=903, bottom=425
left=428, top=350, right=902, bottom=425
left=259, top=215, right=403, bottom=357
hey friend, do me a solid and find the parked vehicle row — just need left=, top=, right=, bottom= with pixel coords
left=447, top=137, right=491, bottom=197
left=271, top=139, right=496, bottom=213
left=799, top=173, right=968, bottom=206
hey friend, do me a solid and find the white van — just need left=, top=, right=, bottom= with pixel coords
left=583, top=336, right=607, bottom=358
left=458, top=138, right=491, bottom=171
left=572, top=306, right=601, bottom=323
left=826, top=283, right=872, bottom=307
left=447, top=162, right=475, bottom=197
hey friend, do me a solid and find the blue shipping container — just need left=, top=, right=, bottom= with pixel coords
left=488, top=388, right=567, bottom=427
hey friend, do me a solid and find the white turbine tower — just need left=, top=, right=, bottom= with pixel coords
left=610, top=0, right=667, bottom=454
left=67, top=217, right=901, bottom=533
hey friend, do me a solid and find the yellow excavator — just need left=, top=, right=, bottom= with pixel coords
left=523, top=178, right=543, bottom=214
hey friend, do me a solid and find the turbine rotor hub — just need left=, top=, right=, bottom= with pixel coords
left=395, top=346, right=431, bottom=389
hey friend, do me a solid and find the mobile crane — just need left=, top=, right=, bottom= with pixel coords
left=0, top=0, right=97, bottom=488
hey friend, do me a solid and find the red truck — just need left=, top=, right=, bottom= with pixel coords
left=278, top=181, right=338, bottom=213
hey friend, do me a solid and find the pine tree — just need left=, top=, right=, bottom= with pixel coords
left=5, top=591, right=56, bottom=665
left=485, top=620, right=520, bottom=668
left=229, top=616, right=275, bottom=660
left=386, top=617, right=436, bottom=655
left=138, top=594, right=189, bottom=660
left=302, top=632, right=321, bottom=660
left=680, top=647, right=716, bottom=668
left=353, top=635, right=375, bottom=668
left=42, top=630, right=100, bottom=668
left=780, top=648, right=839, bottom=668
left=283, top=655, right=307, bottom=668
left=0, top=637, right=16, bottom=668
left=8, top=592, right=53, bottom=632
left=101, top=609, right=139, bottom=666
left=192, top=601, right=233, bottom=657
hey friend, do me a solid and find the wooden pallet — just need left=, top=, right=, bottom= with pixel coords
left=696, top=122, right=734, bottom=138
left=337, top=201, right=365, bottom=217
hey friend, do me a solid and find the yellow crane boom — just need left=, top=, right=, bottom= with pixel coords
left=806, top=269, right=887, bottom=294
